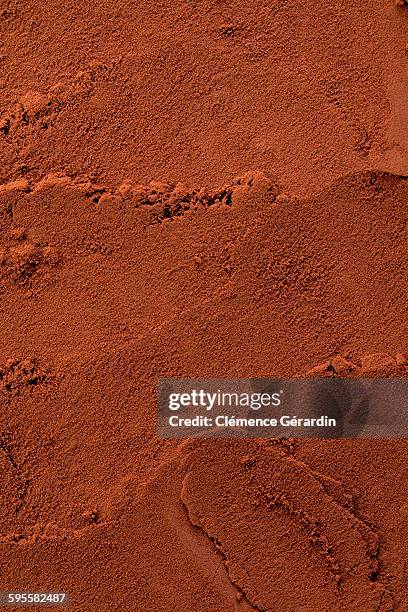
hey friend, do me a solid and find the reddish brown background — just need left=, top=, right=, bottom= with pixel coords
left=0, top=1, right=407, bottom=610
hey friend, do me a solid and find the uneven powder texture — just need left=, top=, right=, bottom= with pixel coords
left=0, top=2, right=407, bottom=611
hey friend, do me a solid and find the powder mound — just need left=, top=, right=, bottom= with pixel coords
left=0, top=240, right=60, bottom=289
left=305, top=352, right=407, bottom=378
left=0, top=62, right=116, bottom=140
left=112, top=170, right=278, bottom=224
left=0, top=359, right=48, bottom=396
left=0, top=179, right=30, bottom=194
left=0, top=169, right=279, bottom=226
left=134, top=180, right=236, bottom=225
left=0, top=90, right=62, bottom=135
left=396, top=353, right=408, bottom=366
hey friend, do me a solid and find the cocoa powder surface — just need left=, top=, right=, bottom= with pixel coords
left=0, top=2, right=407, bottom=611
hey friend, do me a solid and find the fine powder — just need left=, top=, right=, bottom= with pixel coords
left=0, top=2, right=407, bottom=611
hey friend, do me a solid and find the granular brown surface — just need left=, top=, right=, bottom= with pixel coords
left=0, top=1, right=407, bottom=611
